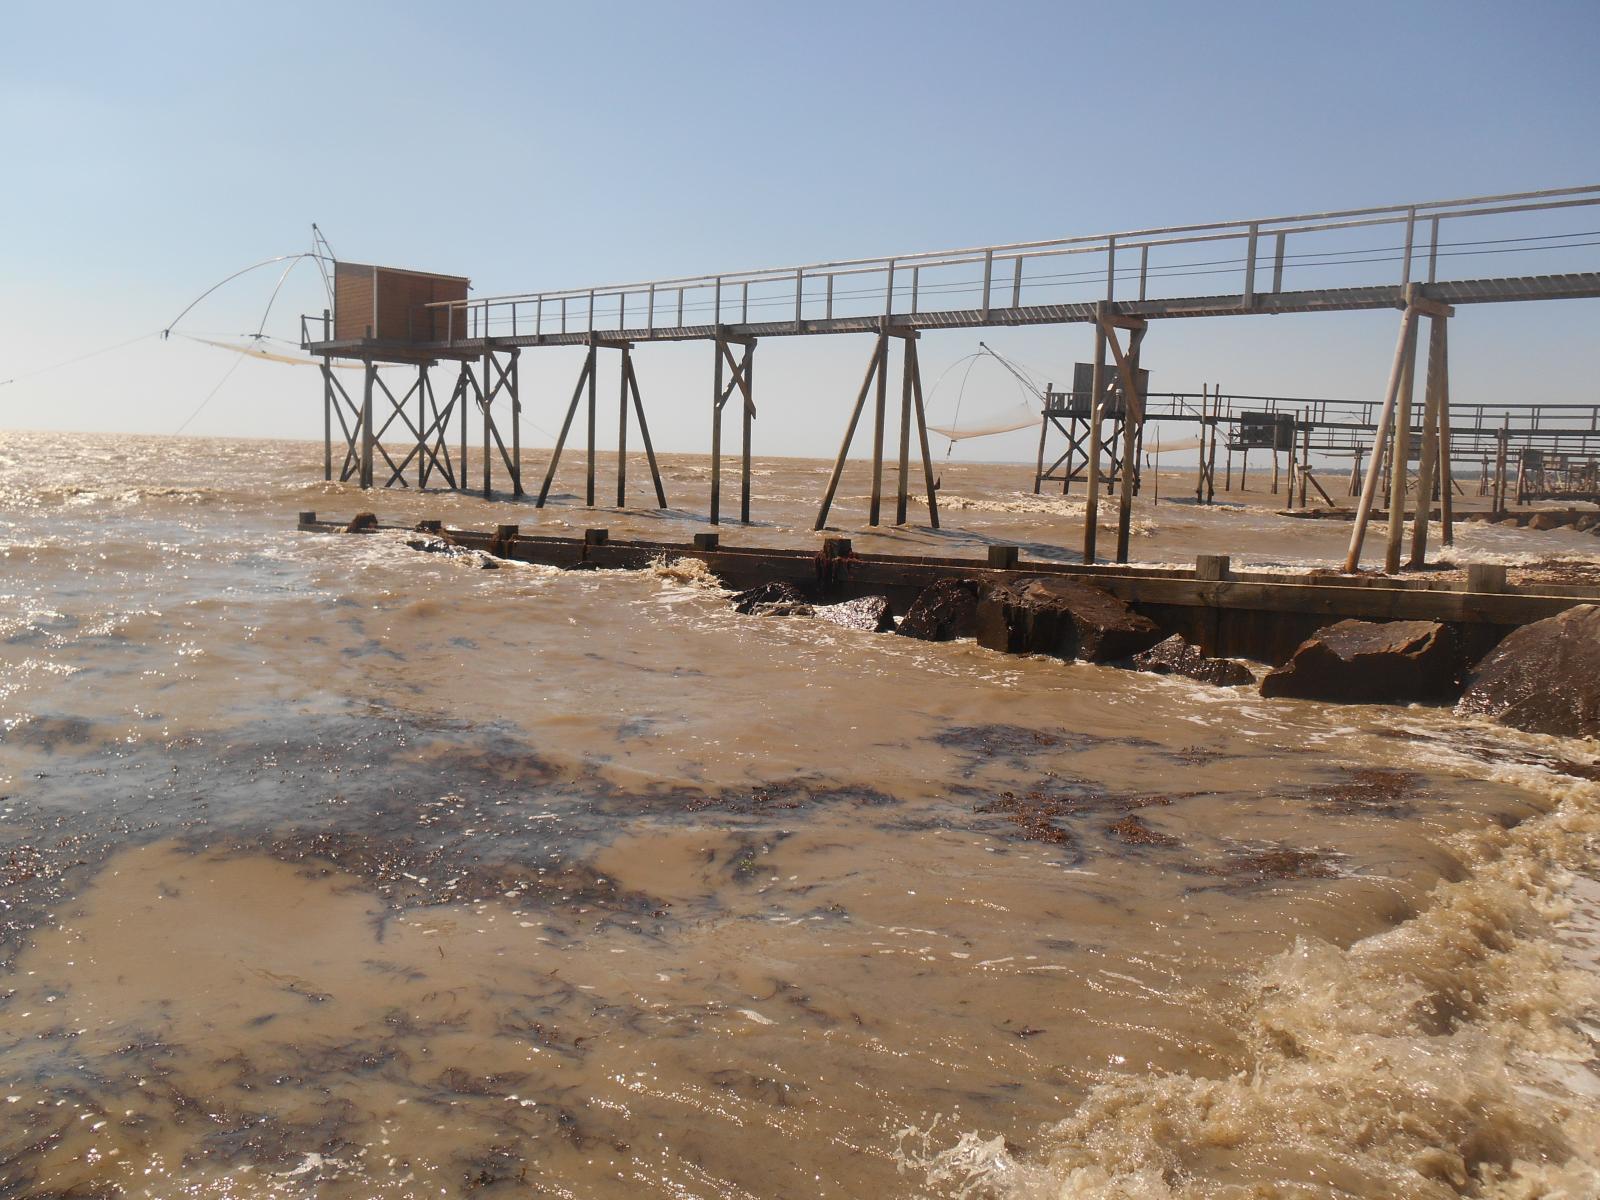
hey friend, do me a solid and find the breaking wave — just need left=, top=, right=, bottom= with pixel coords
left=906, top=760, right=1600, bottom=1199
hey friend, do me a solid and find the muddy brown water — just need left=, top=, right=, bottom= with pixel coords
left=1, top=429, right=1597, bottom=1198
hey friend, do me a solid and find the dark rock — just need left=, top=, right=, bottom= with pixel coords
left=1456, top=604, right=1600, bottom=738
left=1259, top=619, right=1457, bottom=703
left=897, top=578, right=985, bottom=641
left=404, top=536, right=500, bottom=569
left=730, top=581, right=812, bottom=616
left=1574, top=515, right=1599, bottom=532
left=1132, top=635, right=1254, bottom=687
left=975, top=576, right=1162, bottom=662
left=1527, top=512, right=1568, bottom=531
left=814, top=595, right=893, bottom=633
left=345, top=512, right=379, bottom=533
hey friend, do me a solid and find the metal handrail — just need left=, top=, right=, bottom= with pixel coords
left=364, top=183, right=1600, bottom=343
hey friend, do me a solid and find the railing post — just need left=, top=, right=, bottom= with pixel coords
left=587, top=289, right=595, bottom=335
left=1243, top=223, right=1258, bottom=308
left=1272, top=232, right=1286, bottom=292
left=647, top=283, right=655, bottom=333
left=715, top=276, right=722, bottom=325
left=826, top=274, right=834, bottom=319
left=1105, top=236, right=1116, bottom=302
left=981, top=249, right=993, bottom=317
left=1012, top=256, right=1023, bottom=307
left=910, top=267, right=919, bottom=314
left=884, top=260, right=894, bottom=317
left=795, top=267, right=804, bottom=328
left=1427, top=216, right=1439, bottom=284
left=1401, top=206, right=1416, bottom=287
left=1137, top=246, right=1148, bottom=301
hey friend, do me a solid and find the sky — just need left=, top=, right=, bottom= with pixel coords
left=2, top=0, right=1598, bottom=468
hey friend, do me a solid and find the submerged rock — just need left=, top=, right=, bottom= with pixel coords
left=404, top=536, right=500, bottom=569
left=974, top=576, right=1161, bottom=662
left=897, top=578, right=985, bottom=641
left=1132, top=634, right=1254, bottom=687
left=814, top=595, right=893, bottom=633
left=1526, top=511, right=1570, bottom=531
left=1259, top=619, right=1456, bottom=703
left=1456, top=604, right=1600, bottom=738
left=730, top=580, right=812, bottom=616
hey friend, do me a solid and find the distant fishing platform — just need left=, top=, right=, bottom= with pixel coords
left=299, top=184, right=1600, bottom=577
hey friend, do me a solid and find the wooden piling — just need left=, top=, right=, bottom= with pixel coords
left=1344, top=301, right=1418, bottom=573
left=868, top=324, right=890, bottom=526
left=617, top=347, right=630, bottom=507
left=1383, top=306, right=1421, bottom=574
left=1083, top=311, right=1108, bottom=563
left=1436, top=321, right=1454, bottom=545
left=815, top=333, right=885, bottom=530
left=1408, top=314, right=1446, bottom=567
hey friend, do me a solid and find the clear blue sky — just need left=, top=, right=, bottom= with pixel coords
left=3, top=0, right=1598, bottom=464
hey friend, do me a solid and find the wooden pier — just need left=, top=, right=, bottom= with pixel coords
left=300, top=183, right=1600, bottom=576
left=298, top=513, right=1599, bottom=664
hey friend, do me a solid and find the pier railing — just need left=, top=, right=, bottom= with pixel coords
left=420, top=184, right=1600, bottom=343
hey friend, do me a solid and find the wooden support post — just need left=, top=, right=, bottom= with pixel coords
left=1437, top=321, right=1454, bottom=545
left=895, top=336, right=914, bottom=525
left=476, top=350, right=489, bottom=499
left=624, top=354, right=668, bottom=509
left=322, top=362, right=333, bottom=482
left=509, top=352, right=523, bottom=498
left=617, top=346, right=630, bottom=507
left=1083, top=310, right=1108, bottom=562
left=740, top=341, right=755, bottom=525
left=1408, top=314, right=1446, bottom=567
left=868, top=324, right=890, bottom=526
left=585, top=339, right=597, bottom=506
left=1033, top=390, right=1050, bottom=496
left=1345, top=300, right=1419, bottom=573
left=1205, top=389, right=1219, bottom=503
left=815, top=333, right=885, bottom=531
left=909, top=339, right=939, bottom=529
left=360, top=360, right=375, bottom=490
left=1195, top=385, right=1209, bottom=503
left=1494, top=418, right=1509, bottom=514
left=459, top=361, right=468, bottom=493
left=1106, top=318, right=1147, bottom=564
left=416, top=364, right=427, bottom=488
left=1298, top=422, right=1310, bottom=507
left=711, top=336, right=724, bottom=525
left=1384, top=304, right=1422, bottom=573
left=536, top=346, right=593, bottom=508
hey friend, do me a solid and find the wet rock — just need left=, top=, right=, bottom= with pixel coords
left=974, top=576, right=1161, bottom=662
left=1494, top=514, right=1524, bottom=527
left=345, top=512, right=379, bottom=533
left=1259, top=619, right=1457, bottom=704
left=813, top=595, right=893, bottom=633
left=730, top=580, right=812, bottom=616
left=1456, top=604, right=1600, bottom=738
left=1526, top=511, right=1569, bottom=531
left=1574, top=515, right=1600, bottom=532
left=896, top=578, right=985, bottom=641
left=1131, top=634, right=1254, bottom=687
left=404, top=536, right=500, bottom=569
